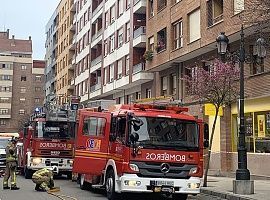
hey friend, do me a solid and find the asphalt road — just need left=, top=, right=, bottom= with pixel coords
left=0, top=175, right=224, bottom=200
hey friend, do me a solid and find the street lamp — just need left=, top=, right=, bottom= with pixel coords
left=216, top=25, right=265, bottom=194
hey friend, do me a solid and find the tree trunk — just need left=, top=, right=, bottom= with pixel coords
left=203, top=107, right=219, bottom=187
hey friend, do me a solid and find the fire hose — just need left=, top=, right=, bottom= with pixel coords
left=47, top=188, right=78, bottom=200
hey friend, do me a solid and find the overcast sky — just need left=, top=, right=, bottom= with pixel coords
left=0, top=0, right=60, bottom=60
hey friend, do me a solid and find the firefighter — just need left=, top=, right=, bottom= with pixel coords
left=3, top=137, right=20, bottom=190
left=32, top=166, right=57, bottom=192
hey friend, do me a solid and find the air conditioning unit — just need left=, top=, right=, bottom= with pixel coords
left=118, top=73, right=122, bottom=79
left=110, top=77, right=114, bottom=82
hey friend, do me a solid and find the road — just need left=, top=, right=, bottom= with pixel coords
left=0, top=175, right=224, bottom=200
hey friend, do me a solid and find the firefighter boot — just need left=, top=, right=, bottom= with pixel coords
left=11, top=186, right=20, bottom=190
left=35, top=184, right=41, bottom=191
left=3, top=186, right=10, bottom=189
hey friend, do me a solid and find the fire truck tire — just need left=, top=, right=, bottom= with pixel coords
left=105, top=170, right=120, bottom=200
left=172, top=194, right=188, bottom=200
left=79, top=174, right=88, bottom=190
left=24, top=167, right=33, bottom=179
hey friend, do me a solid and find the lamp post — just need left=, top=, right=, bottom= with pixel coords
left=216, top=25, right=266, bottom=194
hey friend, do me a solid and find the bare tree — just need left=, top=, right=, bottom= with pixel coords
left=185, top=59, right=239, bottom=187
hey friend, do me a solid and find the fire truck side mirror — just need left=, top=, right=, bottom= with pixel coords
left=204, top=123, right=209, bottom=148
left=130, top=132, right=139, bottom=144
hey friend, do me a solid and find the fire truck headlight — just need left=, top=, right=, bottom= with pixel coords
left=32, top=157, right=42, bottom=165
left=67, top=160, right=73, bottom=164
left=124, top=180, right=141, bottom=187
left=189, top=167, right=198, bottom=175
left=187, top=183, right=200, bottom=189
left=129, top=164, right=139, bottom=172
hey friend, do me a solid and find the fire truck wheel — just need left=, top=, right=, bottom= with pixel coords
left=24, top=167, right=33, bottom=179
left=79, top=174, right=88, bottom=190
left=106, top=170, right=120, bottom=200
left=172, top=194, right=188, bottom=200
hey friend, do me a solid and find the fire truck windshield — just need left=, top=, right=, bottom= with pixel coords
left=34, top=121, right=75, bottom=139
left=0, top=138, right=9, bottom=148
left=131, top=117, right=199, bottom=150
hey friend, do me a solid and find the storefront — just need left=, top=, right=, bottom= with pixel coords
left=231, top=96, right=270, bottom=176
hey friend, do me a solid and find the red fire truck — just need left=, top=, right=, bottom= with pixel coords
left=17, top=102, right=77, bottom=179
left=73, top=103, right=209, bottom=200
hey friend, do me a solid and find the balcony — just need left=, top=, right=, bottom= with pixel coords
left=90, top=55, right=102, bottom=73
left=133, top=26, right=146, bottom=48
left=133, top=0, right=146, bottom=14
left=67, top=79, right=75, bottom=90
left=132, top=63, right=154, bottom=84
left=92, top=4, right=103, bottom=23
left=90, top=83, right=101, bottom=92
left=91, top=30, right=102, bottom=47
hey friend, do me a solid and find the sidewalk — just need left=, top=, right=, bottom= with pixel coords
left=201, top=176, right=270, bottom=200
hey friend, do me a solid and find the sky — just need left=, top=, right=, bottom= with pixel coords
left=0, top=0, right=61, bottom=60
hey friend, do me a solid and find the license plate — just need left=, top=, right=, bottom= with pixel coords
left=150, top=180, right=174, bottom=186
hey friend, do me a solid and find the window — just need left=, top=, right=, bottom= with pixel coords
left=149, top=0, right=154, bottom=17
left=0, top=109, right=8, bottom=114
left=110, top=5, right=115, bottom=24
left=0, top=119, right=6, bottom=126
left=119, top=96, right=124, bottom=104
left=21, top=65, right=27, bottom=70
left=2, top=75, right=11, bottom=80
left=1, top=86, right=10, bottom=92
left=189, top=9, right=201, bottom=42
left=20, top=87, right=26, bottom=93
left=157, top=0, right=166, bottom=11
left=172, top=74, right=177, bottom=95
left=19, top=109, right=25, bottom=115
left=161, top=76, right=168, bottom=95
left=109, top=64, right=114, bottom=82
left=83, top=117, right=106, bottom=136
left=125, top=55, right=129, bottom=75
left=35, top=98, right=40, bottom=103
left=105, top=12, right=109, bottom=28
left=146, top=89, right=152, bottom=98
left=250, top=45, right=264, bottom=75
left=35, top=87, right=41, bottom=92
left=117, top=28, right=124, bottom=47
left=125, top=22, right=130, bottom=42
left=104, top=39, right=108, bottom=56
left=126, top=0, right=130, bottom=9
left=118, top=0, right=123, bottom=17
left=157, top=28, right=167, bottom=52
left=173, top=20, right=183, bottom=49
left=0, top=97, right=9, bottom=103
left=148, top=36, right=154, bottom=51
left=234, top=0, right=244, bottom=14
left=104, top=67, right=108, bottom=84
left=136, top=92, right=141, bottom=100
left=127, top=94, right=133, bottom=104
left=109, top=35, right=115, bottom=53
left=20, top=98, right=26, bottom=103
left=207, top=0, right=223, bottom=26
left=117, top=59, right=123, bottom=79
left=35, top=75, right=42, bottom=82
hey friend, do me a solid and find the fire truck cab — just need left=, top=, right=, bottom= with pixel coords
left=18, top=107, right=76, bottom=179
left=73, top=104, right=209, bottom=200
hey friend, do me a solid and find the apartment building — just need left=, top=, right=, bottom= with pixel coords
left=0, top=30, right=45, bottom=133
left=72, top=0, right=153, bottom=105
left=145, top=0, right=270, bottom=177
left=45, top=10, right=58, bottom=100
left=55, top=0, right=76, bottom=103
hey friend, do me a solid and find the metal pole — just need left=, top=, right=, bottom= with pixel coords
left=236, top=24, right=250, bottom=180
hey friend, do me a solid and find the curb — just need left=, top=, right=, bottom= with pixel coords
left=201, top=188, right=255, bottom=200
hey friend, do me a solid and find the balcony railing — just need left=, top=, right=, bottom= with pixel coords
left=91, top=30, right=102, bottom=42
left=133, top=26, right=146, bottom=39
left=92, top=3, right=103, bottom=17
left=133, top=63, right=145, bottom=74
left=90, top=83, right=101, bottom=92
left=91, top=55, right=102, bottom=67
